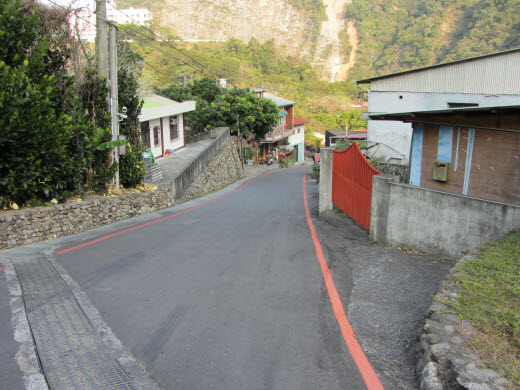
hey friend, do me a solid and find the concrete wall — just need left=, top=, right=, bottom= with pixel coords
left=319, top=148, right=333, bottom=214
left=169, top=127, right=231, bottom=200
left=371, top=175, right=520, bottom=259
left=162, top=114, right=185, bottom=153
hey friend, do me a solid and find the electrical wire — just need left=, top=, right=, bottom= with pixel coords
left=107, top=2, right=237, bottom=85
left=43, top=0, right=367, bottom=99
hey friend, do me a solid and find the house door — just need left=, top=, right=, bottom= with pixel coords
left=141, top=122, right=151, bottom=150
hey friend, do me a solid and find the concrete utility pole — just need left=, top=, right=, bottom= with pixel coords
left=109, top=22, right=120, bottom=189
left=236, top=114, right=243, bottom=168
left=95, top=0, right=109, bottom=79
left=183, top=71, right=188, bottom=88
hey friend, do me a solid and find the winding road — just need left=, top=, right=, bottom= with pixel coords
left=54, top=167, right=378, bottom=389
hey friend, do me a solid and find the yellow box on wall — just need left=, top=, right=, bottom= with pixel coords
left=433, top=160, right=450, bottom=182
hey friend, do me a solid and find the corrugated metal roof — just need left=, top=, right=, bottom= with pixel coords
left=263, top=93, right=296, bottom=107
left=356, top=48, right=520, bottom=95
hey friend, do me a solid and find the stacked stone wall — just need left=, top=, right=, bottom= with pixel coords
left=416, top=255, right=510, bottom=390
left=180, top=143, right=244, bottom=201
left=0, top=186, right=173, bottom=250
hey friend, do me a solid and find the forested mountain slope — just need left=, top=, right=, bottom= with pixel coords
left=346, top=0, right=520, bottom=79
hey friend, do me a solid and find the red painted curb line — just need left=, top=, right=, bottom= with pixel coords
left=56, top=171, right=272, bottom=254
left=302, top=174, right=384, bottom=390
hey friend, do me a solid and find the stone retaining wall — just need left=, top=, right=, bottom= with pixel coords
left=0, top=186, right=173, bottom=250
left=179, top=142, right=244, bottom=201
left=416, top=255, right=510, bottom=390
left=169, top=127, right=232, bottom=200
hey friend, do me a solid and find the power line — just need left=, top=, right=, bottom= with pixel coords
left=116, top=24, right=208, bottom=76
left=108, top=2, right=237, bottom=85
left=43, top=0, right=366, bottom=98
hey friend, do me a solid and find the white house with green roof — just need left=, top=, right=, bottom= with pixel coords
left=139, top=94, right=196, bottom=158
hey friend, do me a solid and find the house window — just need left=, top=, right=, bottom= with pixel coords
left=278, top=115, right=286, bottom=126
left=153, top=126, right=160, bottom=146
left=169, top=116, right=179, bottom=141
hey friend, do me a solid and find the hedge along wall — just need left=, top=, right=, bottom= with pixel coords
left=0, top=186, right=173, bottom=250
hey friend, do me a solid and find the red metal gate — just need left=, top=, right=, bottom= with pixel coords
left=332, top=142, right=381, bottom=232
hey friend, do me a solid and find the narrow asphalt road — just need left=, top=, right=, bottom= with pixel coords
left=1, top=165, right=453, bottom=389
left=54, top=167, right=369, bottom=389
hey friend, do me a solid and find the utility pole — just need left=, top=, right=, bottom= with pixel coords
left=95, top=0, right=109, bottom=79
left=109, top=22, right=120, bottom=189
left=236, top=113, right=243, bottom=168
left=183, top=71, right=187, bottom=88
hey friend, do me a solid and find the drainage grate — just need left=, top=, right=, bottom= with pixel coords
left=15, top=255, right=138, bottom=390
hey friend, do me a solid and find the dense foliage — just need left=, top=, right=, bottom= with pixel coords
left=0, top=0, right=146, bottom=207
left=128, top=35, right=366, bottom=140
left=156, top=78, right=280, bottom=142
left=0, top=0, right=114, bottom=206
left=345, top=0, right=520, bottom=78
left=118, top=67, right=145, bottom=188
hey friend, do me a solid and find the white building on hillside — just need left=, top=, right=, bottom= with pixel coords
left=356, top=48, right=520, bottom=165
left=69, top=0, right=152, bottom=42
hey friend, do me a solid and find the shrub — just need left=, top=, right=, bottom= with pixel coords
left=311, top=163, right=320, bottom=183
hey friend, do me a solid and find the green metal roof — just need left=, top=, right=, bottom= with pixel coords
left=263, top=93, right=295, bottom=107
left=141, top=94, right=179, bottom=109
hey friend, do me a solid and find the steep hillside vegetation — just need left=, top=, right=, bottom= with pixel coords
left=345, top=0, right=520, bottom=78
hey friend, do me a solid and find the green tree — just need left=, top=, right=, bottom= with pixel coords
left=0, top=0, right=116, bottom=206
left=118, top=67, right=145, bottom=187
left=0, top=0, right=77, bottom=205
left=212, top=88, right=279, bottom=142
left=75, top=67, right=116, bottom=192
left=157, top=80, right=279, bottom=142
left=339, top=109, right=367, bottom=130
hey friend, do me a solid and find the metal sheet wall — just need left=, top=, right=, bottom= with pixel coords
left=371, top=51, right=520, bottom=95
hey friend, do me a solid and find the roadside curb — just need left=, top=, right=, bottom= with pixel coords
left=415, top=254, right=510, bottom=390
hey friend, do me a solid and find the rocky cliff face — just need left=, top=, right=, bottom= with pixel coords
left=154, top=0, right=355, bottom=82
left=159, top=0, right=307, bottom=49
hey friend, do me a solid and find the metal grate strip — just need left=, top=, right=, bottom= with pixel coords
left=15, top=255, right=138, bottom=390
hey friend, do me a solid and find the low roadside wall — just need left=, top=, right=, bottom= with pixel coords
left=169, top=127, right=231, bottom=200
left=0, top=186, right=173, bottom=250
left=371, top=175, right=520, bottom=259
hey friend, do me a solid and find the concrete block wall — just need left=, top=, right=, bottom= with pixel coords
left=371, top=175, right=520, bottom=259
